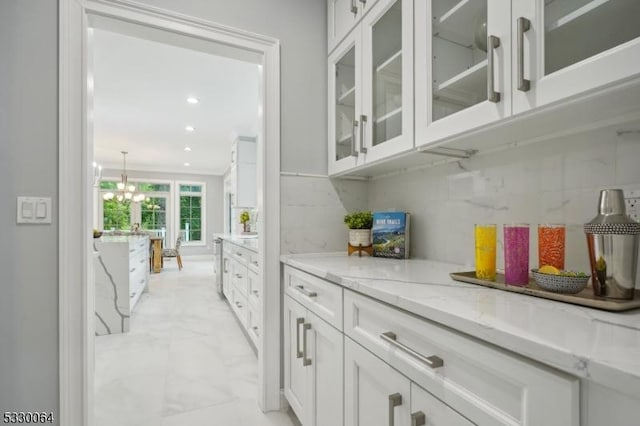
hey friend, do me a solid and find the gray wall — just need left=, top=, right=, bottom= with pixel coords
left=0, top=0, right=60, bottom=418
left=101, top=168, right=224, bottom=255
left=135, top=0, right=328, bottom=175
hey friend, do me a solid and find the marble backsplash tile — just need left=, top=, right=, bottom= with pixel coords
left=280, top=175, right=369, bottom=254
left=369, top=128, right=640, bottom=274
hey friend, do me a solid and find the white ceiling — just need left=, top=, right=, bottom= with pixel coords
left=92, top=28, right=260, bottom=176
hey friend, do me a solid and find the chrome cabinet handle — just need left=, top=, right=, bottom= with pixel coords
left=223, top=258, right=229, bottom=273
left=359, top=0, right=366, bottom=4
left=236, top=252, right=243, bottom=257
left=235, top=273, right=243, bottom=279
left=411, top=412, right=426, bottom=426
left=350, top=0, right=357, bottom=14
left=381, top=332, right=444, bottom=369
left=359, top=114, right=368, bottom=153
left=517, top=17, right=531, bottom=92
left=295, top=285, right=317, bottom=298
left=130, top=267, right=136, bottom=273
left=487, top=35, right=501, bottom=103
left=235, top=301, right=243, bottom=308
left=251, top=260, right=259, bottom=266
left=351, top=120, right=359, bottom=157
left=139, top=258, right=145, bottom=264
left=296, top=318, right=304, bottom=358
left=302, top=323, right=312, bottom=366
left=252, top=289, right=259, bottom=296
left=388, top=393, right=402, bottom=426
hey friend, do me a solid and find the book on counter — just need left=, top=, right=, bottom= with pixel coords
left=372, top=211, right=410, bottom=259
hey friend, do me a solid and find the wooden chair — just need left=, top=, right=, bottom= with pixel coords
left=162, top=236, right=183, bottom=270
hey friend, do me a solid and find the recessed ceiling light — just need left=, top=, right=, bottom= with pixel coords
left=186, top=97, right=199, bottom=104
left=184, top=146, right=192, bottom=152
left=185, top=125, right=195, bottom=132
left=184, top=162, right=190, bottom=166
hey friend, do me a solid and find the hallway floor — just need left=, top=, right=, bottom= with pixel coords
left=94, top=255, right=297, bottom=426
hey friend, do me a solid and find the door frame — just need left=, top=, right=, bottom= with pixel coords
left=59, top=1, right=281, bottom=424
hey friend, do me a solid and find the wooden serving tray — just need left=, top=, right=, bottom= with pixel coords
left=450, top=271, right=640, bottom=312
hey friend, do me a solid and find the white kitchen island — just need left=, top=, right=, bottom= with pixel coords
left=93, top=235, right=149, bottom=335
left=281, top=252, right=640, bottom=426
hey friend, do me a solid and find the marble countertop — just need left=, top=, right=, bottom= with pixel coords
left=214, top=234, right=258, bottom=252
left=99, top=235, right=149, bottom=243
left=281, top=252, right=640, bottom=396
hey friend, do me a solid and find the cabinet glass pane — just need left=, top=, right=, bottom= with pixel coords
left=432, top=0, right=488, bottom=122
left=335, top=47, right=356, bottom=161
left=545, top=0, right=640, bottom=75
left=372, top=0, right=402, bottom=146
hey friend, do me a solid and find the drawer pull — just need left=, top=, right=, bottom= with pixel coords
left=296, top=318, right=304, bottom=359
left=252, top=289, right=259, bottom=297
left=235, top=273, right=243, bottom=279
left=130, top=267, right=136, bottom=273
left=251, top=260, right=259, bottom=266
left=388, top=393, right=402, bottom=426
left=295, top=285, right=317, bottom=298
left=236, top=252, right=243, bottom=257
left=302, top=323, right=312, bottom=366
left=139, top=258, right=145, bottom=264
left=381, top=332, right=444, bottom=369
left=235, top=301, right=243, bottom=308
left=411, top=411, right=426, bottom=426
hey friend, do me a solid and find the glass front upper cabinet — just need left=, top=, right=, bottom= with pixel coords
left=335, top=45, right=357, bottom=163
left=431, top=0, right=489, bottom=122
left=371, top=0, right=403, bottom=146
left=543, top=0, right=640, bottom=76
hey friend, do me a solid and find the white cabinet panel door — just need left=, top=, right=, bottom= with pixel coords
left=284, top=295, right=308, bottom=421
left=344, top=337, right=410, bottom=426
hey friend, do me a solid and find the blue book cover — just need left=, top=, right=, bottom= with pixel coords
left=372, top=212, right=410, bottom=259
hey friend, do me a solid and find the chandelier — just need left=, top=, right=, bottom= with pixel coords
left=103, top=151, right=146, bottom=203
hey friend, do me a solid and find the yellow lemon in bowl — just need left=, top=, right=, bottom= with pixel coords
left=538, top=265, right=560, bottom=275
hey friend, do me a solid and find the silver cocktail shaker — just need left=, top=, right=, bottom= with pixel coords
left=584, top=189, right=640, bottom=300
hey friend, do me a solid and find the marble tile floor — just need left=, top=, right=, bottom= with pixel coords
left=94, top=255, right=299, bottom=426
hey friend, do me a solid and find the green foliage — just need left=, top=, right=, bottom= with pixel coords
left=180, top=195, right=202, bottom=241
left=343, top=211, right=373, bottom=229
left=103, top=199, right=131, bottom=230
left=239, top=211, right=251, bottom=224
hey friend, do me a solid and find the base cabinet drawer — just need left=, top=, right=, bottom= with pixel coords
left=344, top=289, right=579, bottom=426
left=285, top=266, right=343, bottom=330
left=247, top=304, right=260, bottom=348
left=411, top=382, right=473, bottom=426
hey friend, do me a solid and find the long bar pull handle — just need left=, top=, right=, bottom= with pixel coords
left=381, top=332, right=444, bottom=369
left=351, top=0, right=358, bottom=14
left=351, top=120, right=359, bottom=157
left=388, top=393, right=402, bottom=426
left=302, top=323, right=312, bottom=366
left=359, top=114, right=368, bottom=153
left=296, top=318, right=304, bottom=358
left=517, top=17, right=531, bottom=92
left=411, top=412, right=426, bottom=426
left=295, top=285, right=317, bottom=298
left=487, top=35, right=501, bottom=103
left=223, top=258, right=228, bottom=273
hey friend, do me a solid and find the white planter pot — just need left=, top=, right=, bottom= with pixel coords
left=349, top=229, right=371, bottom=247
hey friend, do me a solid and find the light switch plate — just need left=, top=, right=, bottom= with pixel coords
left=17, top=197, right=52, bottom=224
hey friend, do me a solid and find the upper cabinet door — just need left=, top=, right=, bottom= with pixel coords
left=415, top=0, right=512, bottom=147
left=512, top=0, right=640, bottom=114
left=328, top=0, right=361, bottom=53
left=328, top=30, right=365, bottom=176
left=360, top=0, right=414, bottom=163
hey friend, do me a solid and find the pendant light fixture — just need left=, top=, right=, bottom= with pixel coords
left=103, top=151, right=146, bottom=203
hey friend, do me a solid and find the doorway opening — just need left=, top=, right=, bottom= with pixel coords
left=59, top=2, right=281, bottom=425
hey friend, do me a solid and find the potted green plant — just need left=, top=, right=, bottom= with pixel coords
left=344, top=211, right=373, bottom=246
left=239, top=210, right=251, bottom=233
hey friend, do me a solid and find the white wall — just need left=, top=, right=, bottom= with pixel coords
left=135, top=0, right=328, bottom=175
left=0, top=0, right=59, bottom=418
left=368, top=128, right=640, bottom=275
left=101, top=168, right=224, bottom=255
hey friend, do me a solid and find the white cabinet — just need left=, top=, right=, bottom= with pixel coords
left=228, top=136, right=256, bottom=208
left=221, top=240, right=261, bottom=349
left=344, top=337, right=411, bottom=426
left=94, top=236, right=150, bottom=335
left=345, top=338, right=474, bottom=426
left=415, top=0, right=640, bottom=147
left=284, top=296, right=344, bottom=426
left=511, top=0, right=640, bottom=114
left=328, top=0, right=414, bottom=176
left=328, top=0, right=380, bottom=54
left=415, top=0, right=512, bottom=146
left=284, top=266, right=344, bottom=426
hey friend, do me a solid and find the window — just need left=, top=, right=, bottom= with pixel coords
left=179, top=183, right=204, bottom=243
left=102, top=198, right=131, bottom=230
